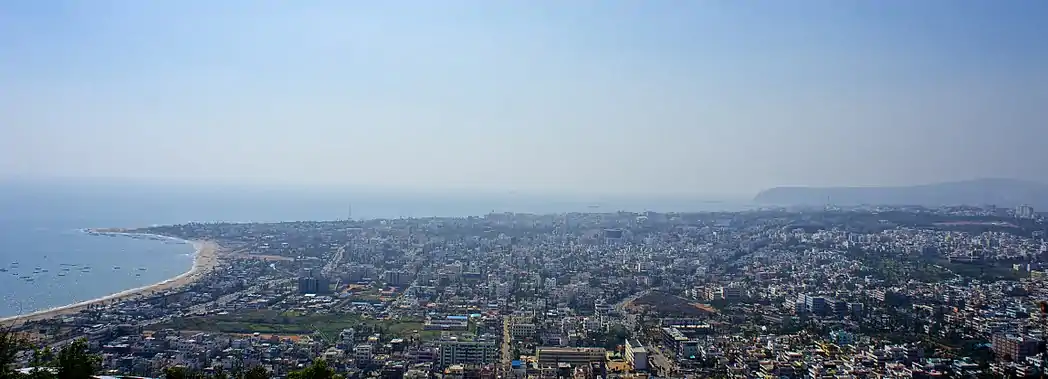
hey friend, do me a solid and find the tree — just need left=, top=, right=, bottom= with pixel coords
left=55, top=339, right=98, bottom=379
left=0, top=327, right=29, bottom=379
left=288, top=360, right=342, bottom=379
left=164, top=367, right=191, bottom=379
left=242, top=365, right=270, bottom=379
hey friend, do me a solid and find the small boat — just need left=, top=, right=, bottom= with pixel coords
left=113, top=266, right=121, bottom=270
left=0, top=268, right=7, bottom=272
left=58, top=273, right=66, bottom=276
left=137, top=267, right=147, bottom=271
left=135, top=273, right=142, bottom=277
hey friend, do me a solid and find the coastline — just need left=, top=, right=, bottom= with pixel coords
left=0, top=232, right=222, bottom=327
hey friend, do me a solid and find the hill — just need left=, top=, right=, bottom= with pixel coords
left=753, top=178, right=1048, bottom=208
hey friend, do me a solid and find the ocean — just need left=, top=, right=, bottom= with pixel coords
left=0, top=179, right=750, bottom=318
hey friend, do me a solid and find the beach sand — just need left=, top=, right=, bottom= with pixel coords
left=0, top=239, right=223, bottom=327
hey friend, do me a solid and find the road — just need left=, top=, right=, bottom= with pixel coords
left=616, top=290, right=650, bottom=331
left=321, top=244, right=346, bottom=278
left=648, top=344, right=676, bottom=377
left=500, top=316, right=512, bottom=377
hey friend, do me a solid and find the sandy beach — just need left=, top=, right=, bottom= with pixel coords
left=0, top=236, right=222, bottom=327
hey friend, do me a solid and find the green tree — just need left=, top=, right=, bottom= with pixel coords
left=163, top=366, right=197, bottom=379
left=211, top=367, right=228, bottom=379
left=23, top=348, right=57, bottom=379
left=288, top=360, right=341, bottom=379
left=242, top=365, right=270, bottom=379
left=55, top=339, right=98, bottom=379
left=0, top=327, right=29, bottom=379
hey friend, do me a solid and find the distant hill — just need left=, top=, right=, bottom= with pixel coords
left=753, top=178, right=1048, bottom=208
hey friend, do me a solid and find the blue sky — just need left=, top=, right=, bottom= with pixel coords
left=3, top=1, right=1047, bottom=197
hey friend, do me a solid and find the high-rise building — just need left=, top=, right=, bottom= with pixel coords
left=1016, top=205, right=1036, bottom=219
left=297, top=277, right=329, bottom=294
left=384, top=270, right=410, bottom=287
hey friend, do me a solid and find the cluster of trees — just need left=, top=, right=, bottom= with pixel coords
left=1, top=327, right=343, bottom=379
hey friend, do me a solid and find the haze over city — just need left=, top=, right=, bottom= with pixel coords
left=3, top=1, right=1047, bottom=197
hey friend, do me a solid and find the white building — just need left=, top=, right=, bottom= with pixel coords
left=624, top=339, right=649, bottom=371
left=438, top=340, right=498, bottom=367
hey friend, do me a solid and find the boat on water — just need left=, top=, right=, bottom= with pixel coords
left=113, top=266, right=121, bottom=270
left=0, top=268, right=7, bottom=272
left=135, top=273, right=142, bottom=277
left=57, top=273, right=66, bottom=276
left=137, top=267, right=147, bottom=271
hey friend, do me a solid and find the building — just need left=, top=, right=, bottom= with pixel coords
left=354, top=344, right=373, bottom=365
left=535, top=347, right=606, bottom=368
left=438, top=340, right=498, bottom=367
left=297, top=277, right=329, bottom=294
left=721, top=286, right=744, bottom=301
left=384, top=270, right=405, bottom=287
left=798, top=294, right=828, bottom=316
left=624, top=339, right=649, bottom=371
left=510, top=323, right=536, bottom=341
left=991, top=334, right=1042, bottom=362
left=424, top=319, right=469, bottom=331
left=1016, top=205, right=1036, bottom=219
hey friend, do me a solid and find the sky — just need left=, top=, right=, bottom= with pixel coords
left=2, top=1, right=1047, bottom=198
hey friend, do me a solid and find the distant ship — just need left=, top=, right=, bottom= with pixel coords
left=57, top=273, right=66, bottom=276
left=113, top=266, right=121, bottom=270
left=0, top=268, right=7, bottom=272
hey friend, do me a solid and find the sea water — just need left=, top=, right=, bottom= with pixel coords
left=0, top=179, right=749, bottom=318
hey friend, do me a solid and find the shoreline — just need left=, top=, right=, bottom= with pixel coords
left=0, top=231, right=222, bottom=327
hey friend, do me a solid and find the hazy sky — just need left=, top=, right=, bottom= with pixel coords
left=3, top=1, right=1047, bottom=197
